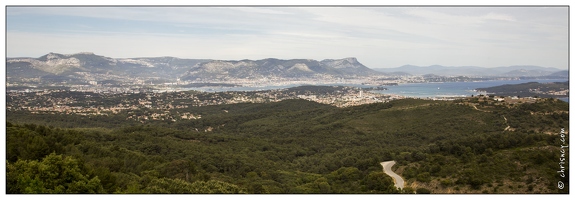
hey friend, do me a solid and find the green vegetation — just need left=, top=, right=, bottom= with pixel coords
left=6, top=97, right=569, bottom=194
left=476, top=81, right=569, bottom=98
left=7, top=153, right=104, bottom=194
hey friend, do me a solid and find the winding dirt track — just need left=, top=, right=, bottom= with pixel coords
left=380, top=161, right=404, bottom=190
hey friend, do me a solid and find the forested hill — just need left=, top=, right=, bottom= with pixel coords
left=6, top=98, right=569, bottom=194
left=476, top=81, right=569, bottom=98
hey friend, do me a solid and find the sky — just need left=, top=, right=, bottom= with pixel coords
left=5, top=4, right=570, bottom=69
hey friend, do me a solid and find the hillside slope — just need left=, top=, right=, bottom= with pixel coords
left=6, top=97, right=569, bottom=194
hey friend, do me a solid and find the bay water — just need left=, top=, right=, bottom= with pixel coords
left=185, top=79, right=568, bottom=99
left=372, top=79, right=568, bottom=98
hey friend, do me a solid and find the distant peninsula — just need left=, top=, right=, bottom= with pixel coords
left=476, top=81, right=569, bottom=98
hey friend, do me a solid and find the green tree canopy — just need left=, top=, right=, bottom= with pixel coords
left=7, top=153, right=104, bottom=194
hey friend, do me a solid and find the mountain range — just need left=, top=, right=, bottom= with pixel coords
left=372, top=65, right=566, bottom=77
left=6, top=52, right=568, bottom=86
left=6, top=52, right=379, bottom=84
left=180, top=57, right=378, bottom=81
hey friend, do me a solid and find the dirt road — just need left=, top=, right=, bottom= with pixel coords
left=380, top=161, right=404, bottom=190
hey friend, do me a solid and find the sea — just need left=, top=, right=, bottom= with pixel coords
left=371, top=79, right=569, bottom=98
left=184, top=79, right=568, bottom=101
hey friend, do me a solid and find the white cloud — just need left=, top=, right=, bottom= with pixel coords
left=480, top=12, right=516, bottom=22
left=227, top=7, right=294, bottom=15
left=5, top=6, right=569, bottom=69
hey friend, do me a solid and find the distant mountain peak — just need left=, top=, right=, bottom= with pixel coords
left=372, top=64, right=562, bottom=77
left=43, top=52, right=96, bottom=59
left=288, top=63, right=313, bottom=72
left=42, top=52, right=66, bottom=60
left=320, top=57, right=366, bottom=69
left=344, top=57, right=358, bottom=62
